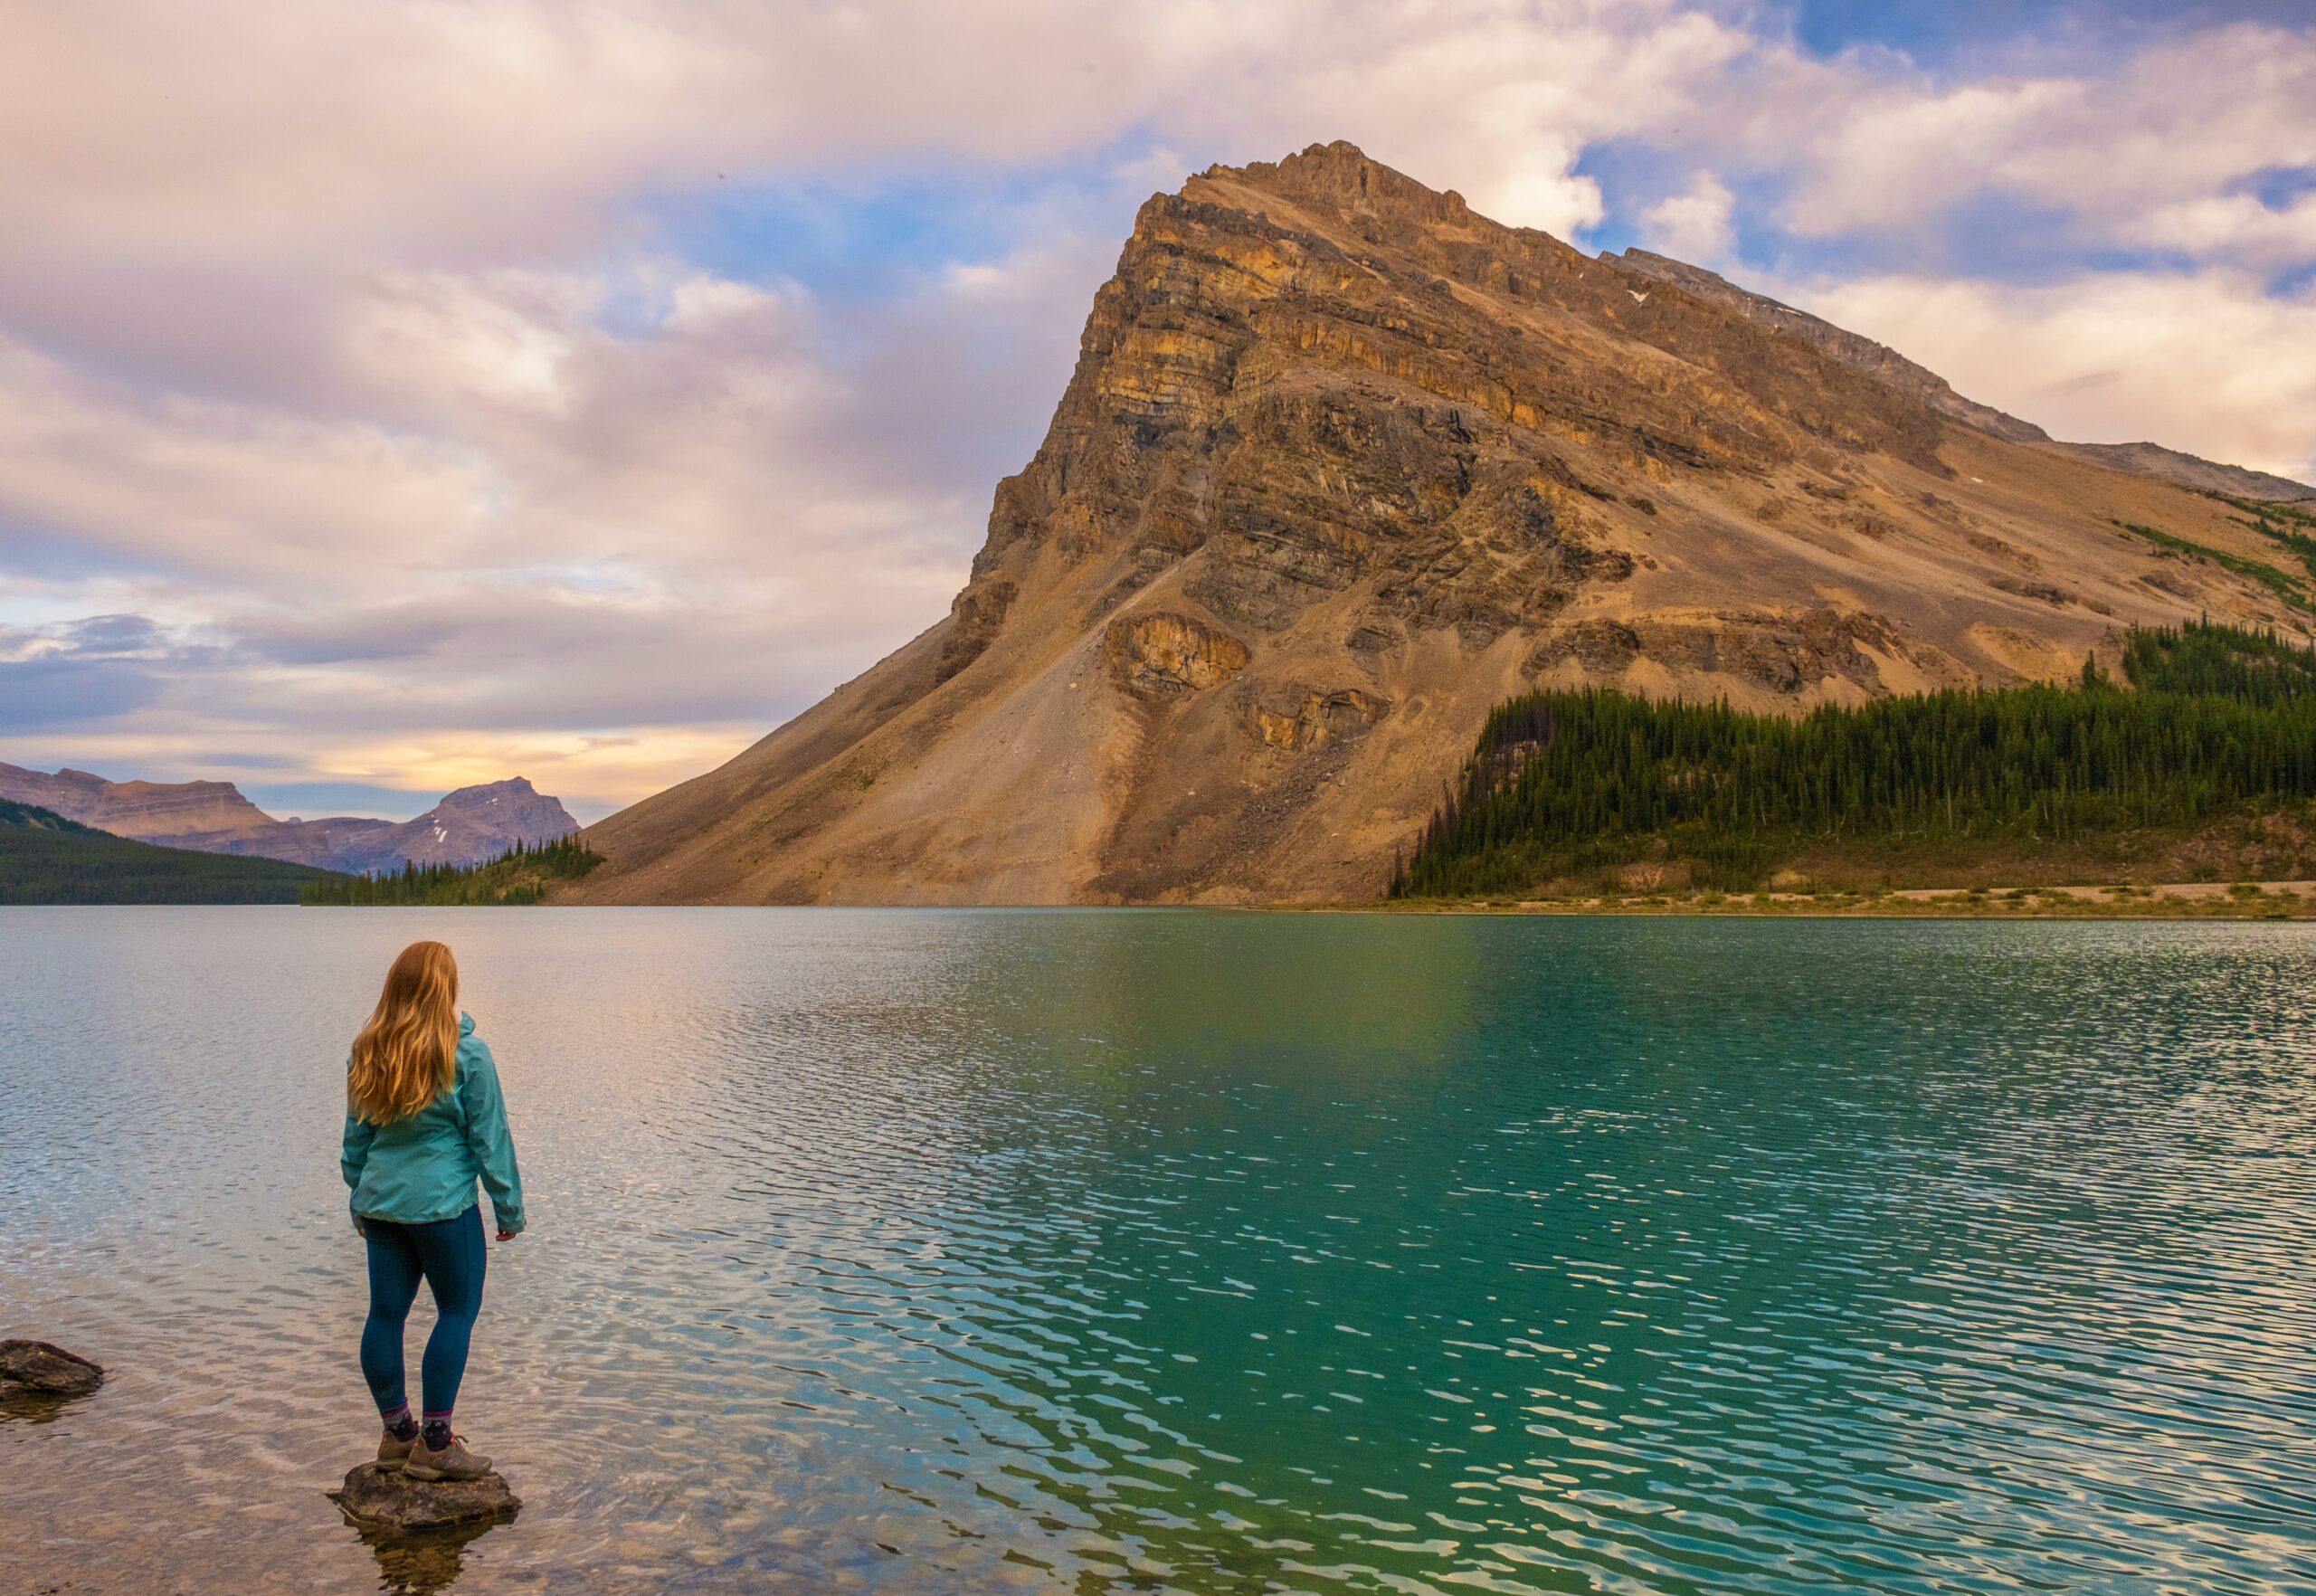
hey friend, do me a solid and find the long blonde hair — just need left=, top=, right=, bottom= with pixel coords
left=348, top=941, right=460, bottom=1125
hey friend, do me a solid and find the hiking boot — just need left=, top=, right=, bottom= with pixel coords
left=375, top=1427, right=416, bottom=1471
left=404, top=1432, right=492, bottom=1482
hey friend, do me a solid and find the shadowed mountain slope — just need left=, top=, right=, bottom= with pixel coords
left=576, top=142, right=2313, bottom=906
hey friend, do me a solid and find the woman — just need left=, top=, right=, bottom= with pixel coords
left=341, top=940, right=526, bottom=1482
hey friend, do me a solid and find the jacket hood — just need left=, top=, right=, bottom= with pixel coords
left=459, top=1011, right=476, bottom=1038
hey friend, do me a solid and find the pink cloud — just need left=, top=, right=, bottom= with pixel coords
left=0, top=1, right=2310, bottom=812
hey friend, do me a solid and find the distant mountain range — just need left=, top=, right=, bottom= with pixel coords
left=0, top=767, right=577, bottom=875
left=0, top=799, right=346, bottom=904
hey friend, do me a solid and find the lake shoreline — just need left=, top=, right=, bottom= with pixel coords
left=1284, top=879, right=2316, bottom=919
left=23, top=883, right=2316, bottom=917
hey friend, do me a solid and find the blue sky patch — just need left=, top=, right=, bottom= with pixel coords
left=239, top=780, right=449, bottom=821
left=1779, top=0, right=2296, bottom=69
left=633, top=153, right=1131, bottom=303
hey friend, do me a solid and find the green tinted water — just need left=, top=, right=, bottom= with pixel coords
left=4, top=908, right=2313, bottom=1592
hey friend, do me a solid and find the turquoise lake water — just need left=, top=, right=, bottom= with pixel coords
left=3, top=907, right=2314, bottom=1593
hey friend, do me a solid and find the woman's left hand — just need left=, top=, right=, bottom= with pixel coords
left=498, top=1228, right=518, bottom=1242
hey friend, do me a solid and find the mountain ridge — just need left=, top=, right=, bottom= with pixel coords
left=1607, top=248, right=2316, bottom=504
left=573, top=140, right=2313, bottom=906
left=0, top=798, right=348, bottom=904
left=0, top=766, right=577, bottom=874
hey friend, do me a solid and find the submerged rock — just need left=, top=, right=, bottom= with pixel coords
left=0, top=1339, right=105, bottom=1398
left=328, top=1461, right=521, bottom=1533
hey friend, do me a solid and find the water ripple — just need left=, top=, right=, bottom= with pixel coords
left=3, top=909, right=2313, bottom=1593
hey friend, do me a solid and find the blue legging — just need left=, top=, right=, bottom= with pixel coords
left=360, top=1204, right=486, bottom=1420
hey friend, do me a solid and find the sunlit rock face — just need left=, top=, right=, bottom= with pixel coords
left=0, top=765, right=275, bottom=841
left=1105, top=613, right=1249, bottom=699
left=575, top=142, right=2304, bottom=906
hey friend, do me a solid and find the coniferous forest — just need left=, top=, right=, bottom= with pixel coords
left=299, top=834, right=603, bottom=905
left=0, top=801, right=351, bottom=904
left=1394, top=622, right=2316, bottom=898
left=0, top=802, right=602, bottom=907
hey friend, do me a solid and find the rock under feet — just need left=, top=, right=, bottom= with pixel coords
left=329, top=1461, right=522, bottom=1533
left=0, top=1339, right=105, bottom=1398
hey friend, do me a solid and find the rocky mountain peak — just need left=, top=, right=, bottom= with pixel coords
left=575, top=144, right=2310, bottom=907
left=434, top=776, right=545, bottom=812
left=375, top=777, right=576, bottom=869
left=1216, top=140, right=1477, bottom=228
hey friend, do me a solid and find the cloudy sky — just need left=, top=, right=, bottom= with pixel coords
left=4, top=0, right=2312, bottom=822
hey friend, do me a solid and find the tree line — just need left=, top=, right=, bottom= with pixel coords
left=1394, top=621, right=2316, bottom=898
left=0, top=801, right=346, bottom=904
left=299, top=834, right=602, bottom=906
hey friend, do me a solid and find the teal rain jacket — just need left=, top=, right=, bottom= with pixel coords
left=342, top=1012, right=526, bottom=1234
